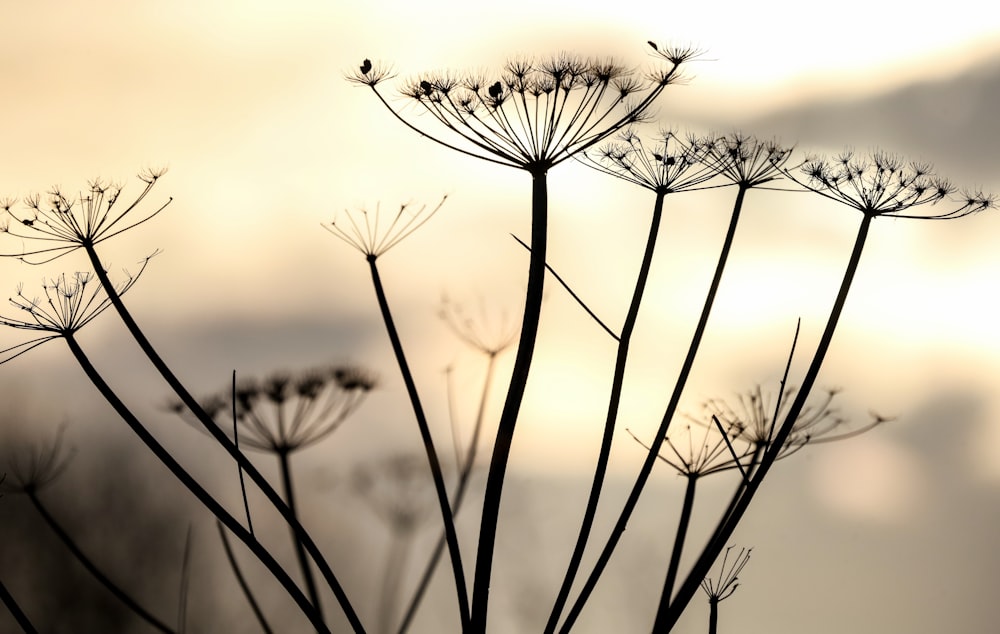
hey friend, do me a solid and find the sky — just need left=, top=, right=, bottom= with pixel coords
left=1, top=2, right=999, bottom=633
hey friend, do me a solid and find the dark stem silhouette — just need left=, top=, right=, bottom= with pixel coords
left=472, top=167, right=549, bottom=631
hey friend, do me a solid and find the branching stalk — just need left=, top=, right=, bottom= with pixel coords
left=657, top=213, right=873, bottom=631
left=560, top=184, right=749, bottom=632
left=398, top=350, right=501, bottom=633
left=62, top=333, right=331, bottom=634
left=81, top=243, right=362, bottom=632
left=545, top=189, right=666, bottom=631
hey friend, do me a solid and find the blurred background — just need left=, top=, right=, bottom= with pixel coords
left=1, top=1, right=999, bottom=632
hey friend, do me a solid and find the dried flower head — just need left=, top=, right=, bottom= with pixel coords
left=0, top=426, right=74, bottom=495
left=439, top=293, right=519, bottom=357
left=346, top=58, right=395, bottom=87
left=629, top=420, right=750, bottom=479
left=579, top=129, right=719, bottom=193
left=325, top=197, right=446, bottom=259
left=352, top=453, right=435, bottom=535
left=175, top=364, right=376, bottom=453
left=795, top=150, right=994, bottom=218
left=0, top=171, right=170, bottom=264
left=0, top=258, right=151, bottom=362
left=700, top=545, right=752, bottom=603
left=350, top=44, right=700, bottom=172
left=702, top=133, right=795, bottom=188
left=698, top=384, right=888, bottom=460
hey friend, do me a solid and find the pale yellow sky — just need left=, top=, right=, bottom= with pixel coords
left=2, top=6, right=1000, bottom=633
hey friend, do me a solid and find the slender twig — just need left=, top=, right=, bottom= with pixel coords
left=277, top=448, right=324, bottom=620
left=233, top=371, right=254, bottom=536
left=0, top=576, right=38, bottom=633
left=398, top=349, right=503, bottom=633
left=545, top=189, right=666, bottom=631
left=216, top=521, right=274, bottom=634
left=511, top=234, right=619, bottom=341
left=377, top=533, right=413, bottom=634
left=711, top=416, right=748, bottom=484
left=27, top=491, right=174, bottom=633
left=81, top=244, right=361, bottom=632
left=657, top=214, right=874, bottom=631
left=366, top=254, right=470, bottom=629
left=560, top=183, right=750, bottom=632
left=62, top=333, right=332, bottom=634
left=177, top=525, right=193, bottom=634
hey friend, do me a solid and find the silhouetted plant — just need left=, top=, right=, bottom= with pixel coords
left=1, top=37, right=995, bottom=634
left=544, top=128, right=722, bottom=632
left=171, top=364, right=375, bottom=620
left=1, top=178, right=365, bottom=631
left=1, top=427, right=174, bottom=633
left=0, top=269, right=333, bottom=633
left=326, top=196, right=473, bottom=628
left=350, top=45, right=703, bottom=628
left=700, top=546, right=751, bottom=634
left=353, top=454, right=436, bottom=634
left=655, top=151, right=994, bottom=631
left=559, top=133, right=795, bottom=633
left=631, top=381, right=886, bottom=624
left=397, top=295, right=518, bottom=633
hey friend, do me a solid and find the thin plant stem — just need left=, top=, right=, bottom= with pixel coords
left=656, top=474, right=699, bottom=618
left=278, top=449, right=324, bottom=620
left=26, top=491, right=174, bottom=633
left=62, top=332, right=332, bottom=634
left=233, top=370, right=254, bottom=535
left=472, top=167, right=548, bottom=631
left=365, top=254, right=470, bottom=629
left=697, top=324, right=801, bottom=560
left=545, top=190, right=666, bottom=632
left=707, top=598, right=719, bottom=634
left=0, top=576, right=38, bottom=633
left=177, top=526, right=193, bottom=634
left=511, top=234, right=619, bottom=341
left=398, top=351, right=500, bottom=633
left=216, top=521, right=274, bottom=634
left=560, top=184, right=749, bottom=632
left=81, top=243, right=362, bottom=632
left=657, top=213, right=874, bottom=631
left=377, top=533, right=413, bottom=634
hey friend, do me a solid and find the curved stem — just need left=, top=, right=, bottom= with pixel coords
left=0, top=577, right=37, bottom=634
left=62, top=333, right=331, bottom=633
left=398, top=352, right=500, bottom=633
left=278, top=450, right=324, bottom=621
left=366, top=256, right=470, bottom=629
left=545, top=190, right=666, bottom=632
left=471, top=168, right=548, bottom=632
left=82, top=244, right=363, bottom=632
left=658, top=213, right=873, bottom=631
left=27, top=492, right=174, bottom=633
left=560, top=185, right=748, bottom=632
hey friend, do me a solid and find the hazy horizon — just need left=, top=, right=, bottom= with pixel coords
left=1, top=3, right=998, bottom=633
